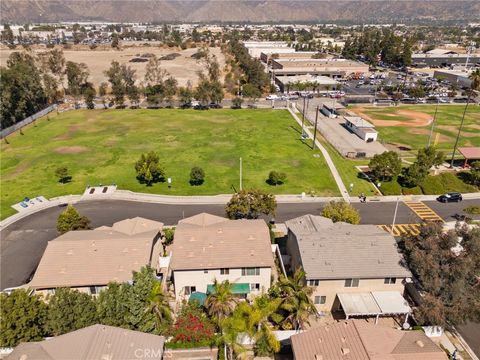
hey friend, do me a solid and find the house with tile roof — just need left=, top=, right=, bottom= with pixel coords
left=285, top=215, right=412, bottom=315
left=291, top=320, right=448, bottom=360
left=6, top=324, right=165, bottom=360
left=169, top=213, right=275, bottom=300
left=27, top=217, right=163, bottom=296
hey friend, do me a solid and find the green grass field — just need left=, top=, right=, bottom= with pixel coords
left=352, top=105, right=480, bottom=152
left=1, top=109, right=340, bottom=219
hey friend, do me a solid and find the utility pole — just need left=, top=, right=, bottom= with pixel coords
left=313, top=105, right=319, bottom=150
left=391, top=197, right=400, bottom=235
left=450, top=97, right=470, bottom=168
left=301, top=95, right=306, bottom=137
left=427, top=98, right=440, bottom=147
left=239, top=157, right=243, bottom=191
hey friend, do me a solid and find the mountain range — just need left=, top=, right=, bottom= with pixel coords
left=1, top=1, right=479, bottom=24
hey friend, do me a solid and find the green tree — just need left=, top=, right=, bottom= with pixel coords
left=267, top=170, right=287, bottom=186
left=83, top=86, right=96, bottom=109
left=96, top=282, right=130, bottom=327
left=189, top=166, right=205, bottom=186
left=55, top=166, right=71, bottom=183
left=242, top=83, right=261, bottom=102
left=178, top=85, right=193, bottom=108
left=231, top=97, right=243, bottom=109
left=0, top=290, right=48, bottom=347
left=104, top=61, right=126, bottom=106
left=134, top=151, right=165, bottom=185
left=368, top=151, right=402, bottom=181
left=46, top=288, right=97, bottom=336
left=269, top=269, right=316, bottom=330
left=57, top=205, right=91, bottom=233
left=225, top=189, right=277, bottom=219
left=65, top=61, right=89, bottom=100
left=111, top=33, right=119, bottom=48
left=144, top=282, right=172, bottom=333
left=469, top=161, right=480, bottom=186
left=402, top=162, right=428, bottom=188
left=163, top=76, right=178, bottom=107
left=321, top=200, right=361, bottom=224
left=205, top=279, right=238, bottom=324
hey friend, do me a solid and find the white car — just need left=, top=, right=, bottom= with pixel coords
left=266, top=95, right=279, bottom=100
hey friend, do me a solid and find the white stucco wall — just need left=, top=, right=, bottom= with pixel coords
left=172, top=267, right=272, bottom=299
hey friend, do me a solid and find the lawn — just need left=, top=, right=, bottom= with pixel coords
left=1, top=109, right=339, bottom=219
left=350, top=105, right=480, bottom=152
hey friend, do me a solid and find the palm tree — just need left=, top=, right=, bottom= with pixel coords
left=205, top=279, right=238, bottom=323
left=144, top=281, right=172, bottom=333
left=271, top=268, right=317, bottom=330
left=450, top=68, right=480, bottom=167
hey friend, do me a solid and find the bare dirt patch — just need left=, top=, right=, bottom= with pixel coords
left=353, top=107, right=433, bottom=127
left=54, top=146, right=89, bottom=154
left=54, top=125, right=81, bottom=140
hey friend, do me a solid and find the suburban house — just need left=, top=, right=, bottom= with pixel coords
left=5, top=324, right=165, bottom=360
left=27, top=217, right=163, bottom=296
left=285, top=215, right=412, bottom=319
left=168, top=213, right=275, bottom=301
left=344, top=116, right=378, bottom=142
left=291, top=320, right=448, bottom=360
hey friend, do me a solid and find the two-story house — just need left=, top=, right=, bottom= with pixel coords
left=28, top=217, right=163, bottom=296
left=169, top=213, right=275, bottom=300
left=286, top=215, right=412, bottom=314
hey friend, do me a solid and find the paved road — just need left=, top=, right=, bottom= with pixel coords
left=2, top=198, right=478, bottom=291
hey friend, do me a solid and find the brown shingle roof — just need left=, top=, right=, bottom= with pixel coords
left=286, top=215, right=411, bottom=280
left=28, top=219, right=161, bottom=289
left=6, top=324, right=165, bottom=360
left=170, top=213, right=274, bottom=271
left=291, top=320, right=447, bottom=360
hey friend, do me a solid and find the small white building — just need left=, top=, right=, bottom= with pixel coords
left=169, top=213, right=275, bottom=301
left=344, top=116, right=378, bottom=142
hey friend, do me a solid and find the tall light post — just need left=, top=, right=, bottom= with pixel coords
left=391, top=197, right=400, bottom=235
left=239, top=157, right=243, bottom=191
left=450, top=96, right=469, bottom=168
left=427, top=98, right=440, bottom=147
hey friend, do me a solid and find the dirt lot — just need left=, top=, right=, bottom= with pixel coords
left=0, top=45, right=225, bottom=88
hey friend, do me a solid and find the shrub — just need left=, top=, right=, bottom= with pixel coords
left=189, top=166, right=205, bottom=186
left=55, top=167, right=71, bottom=183
left=134, top=151, right=165, bottom=186
left=321, top=200, right=360, bottom=224
left=464, top=206, right=480, bottom=215
left=231, top=97, right=243, bottom=109
left=419, top=173, right=477, bottom=195
left=57, top=205, right=91, bottom=233
left=267, top=170, right=287, bottom=186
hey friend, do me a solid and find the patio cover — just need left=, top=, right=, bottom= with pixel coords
left=189, top=292, right=207, bottom=306
left=458, top=147, right=480, bottom=167
left=207, top=283, right=250, bottom=295
left=338, top=291, right=411, bottom=322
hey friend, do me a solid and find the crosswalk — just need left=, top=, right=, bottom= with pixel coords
left=403, top=201, right=445, bottom=223
left=377, top=224, right=422, bottom=237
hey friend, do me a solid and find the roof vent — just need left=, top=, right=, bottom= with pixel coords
left=341, top=348, right=350, bottom=355
left=416, top=340, right=425, bottom=348
left=341, top=336, right=346, bottom=343
left=248, top=234, right=255, bottom=240
left=67, top=249, right=73, bottom=255
left=371, top=241, right=378, bottom=246
left=217, top=228, right=223, bottom=234
left=91, top=241, right=96, bottom=247
left=59, top=267, right=66, bottom=274
left=315, top=355, right=323, bottom=360
left=250, top=250, right=255, bottom=256
left=123, top=248, right=129, bottom=253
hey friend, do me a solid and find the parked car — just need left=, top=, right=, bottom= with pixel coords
left=266, top=95, right=279, bottom=100
left=437, top=192, right=463, bottom=203
left=209, top=102, right=222, bottom=109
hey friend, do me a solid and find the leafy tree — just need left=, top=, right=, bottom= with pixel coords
left=369, top=151, right=402, bottom=181
left=145, top=56, right=168, bottom=86
left=104, top=61, right=126, bottom=106
left=189, top=166, right=205, bottom=186
left=205, top=279, right=238, bottom=324
left=83, top=86, right=96, bottom=109
left=55, top=166, right=71, bottom=183
left=134, top=151, right=166, bottom=185
left=163, top=76, right=178, bottom=106
left=96, top=282, right=130, bottom=327
left=269, top=269, right=316, bottom=330
left=99, top=82, right=108, bottom=97
left=402, top=147, right=444, bottom=187
left=401, top=223, right=480, bottom=326
left=46, top=288, right=97, bottom=336
left=111, top=33, right=119, bottom=48
left=469, top=161, right=480, bottom=186
left=42, top=73, right=59, bottom=104
left=47, top=49, right=66, bottom=91
left=65, top=61, right=89, bottom=99
left=225, top=189, right=277, bottom=219
left=178, top=85, right=193, bottom=108
left=231, top=97, right=243, bottom=109
left=57, top=205, right=91, bottom=233
left=321, top=200, right=360, bottom=224
left=402, top=162, right=428, bottom=188
left=267, top=170, right=287, bottom=186
left=144, top=282, right=172, bottom=333
left=163, top=228, right=175, bottom=247
left=0, top=290, right=48, bottom=347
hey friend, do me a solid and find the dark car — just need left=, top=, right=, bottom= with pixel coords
left=437, top=192, right=463, bottom=203
left=209, top=102, right=222, bottom=109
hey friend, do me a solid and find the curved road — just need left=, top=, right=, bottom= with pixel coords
left=1, top=198, right=479, bottom=357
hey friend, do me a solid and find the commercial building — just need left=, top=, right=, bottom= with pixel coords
left=6, top=324, right=165, bottom=360
left=260, top=51, right=321, bottom=63
left=285, top=215, right=412, bottom=314
left=291, top=320, right=447, bottom=360
left=344, top=116, right=378, bottom=142
left=412, top=52, right=480, bottom=67
left=27, top=217, right=163, bottom=296
left=169, top=213, right=275, bottom=300
left=433, top=69, right=473, bottom=88
left=271, top=58, right=369, bottom=78
left=274, top=74, right=338, bottom=93
left=243, top=41, right=292, bottom=58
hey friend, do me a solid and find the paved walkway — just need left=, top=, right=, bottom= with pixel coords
left=287, top=107, right=350, bottom=201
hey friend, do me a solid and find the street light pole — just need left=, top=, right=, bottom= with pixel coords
left=301, top=95, right=306, bottom=137
left=239, top=157, right=243, bottom=191
left=450, top=96, right=469, bottom=168
left=391, top=197, right=400, bottom=235
left=313, top=105, right=319, bottom=150
left=427, top=98, right=440, bottom=147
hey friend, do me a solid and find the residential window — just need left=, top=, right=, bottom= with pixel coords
left=242, top=267, right=260, bottom=276
left=344, top=278, right=360, bottom=287
left=384, top=277, right=397, bottom=285
left=308, top=279, right=320, bottom=286
left=250, top=283, right=260, bottom=291
left=314, top=296, right=326, bottom=304
left=184, top=286, right=196, bottom=295
left=220, top=268, right=230, bottom=275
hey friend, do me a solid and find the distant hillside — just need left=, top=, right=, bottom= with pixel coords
left=1, top=1, right=479, bottom=24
